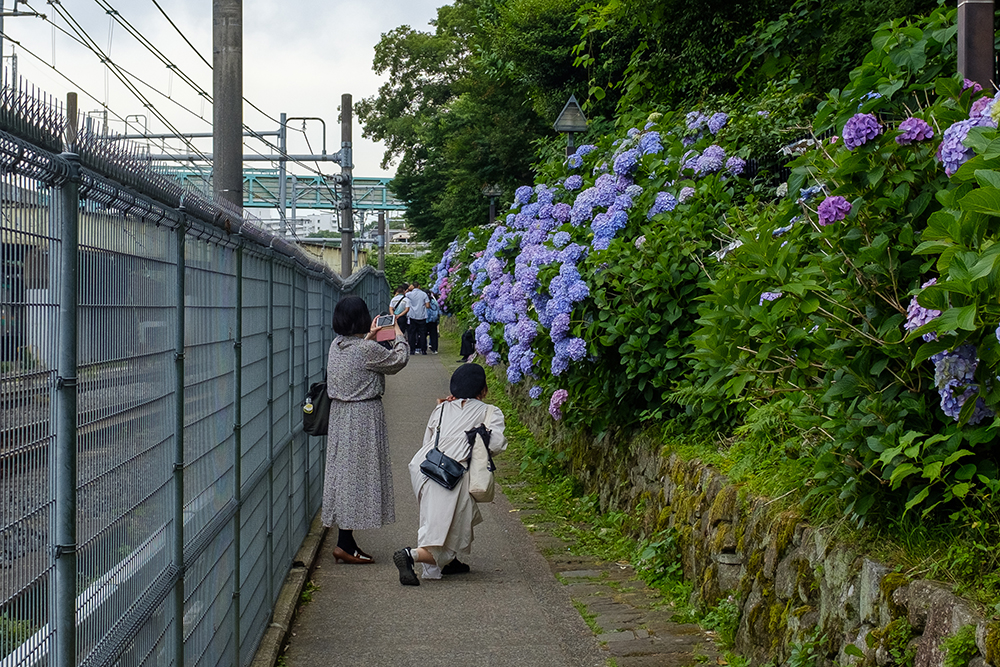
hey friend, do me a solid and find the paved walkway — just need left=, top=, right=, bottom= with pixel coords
left=282, top=335, right=719, bottom=667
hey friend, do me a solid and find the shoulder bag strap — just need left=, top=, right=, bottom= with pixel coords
left=432, top=404, right=445, bottom=452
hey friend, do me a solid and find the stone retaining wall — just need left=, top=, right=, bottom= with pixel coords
left=509, top=387, right=999, bottom=667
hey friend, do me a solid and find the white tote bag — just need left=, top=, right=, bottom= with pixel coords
left=468, top=405, right=496, bottom=502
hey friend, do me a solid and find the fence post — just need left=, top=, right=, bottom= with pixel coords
left=957, top=0, right=995, bottom=89
left=173, top=209, right=187, bottom=667
left=54, top=147, right=80, bottom=667
left=232, top=240, right=244, bottom=665
left=266, top=250, right=275, bottom=608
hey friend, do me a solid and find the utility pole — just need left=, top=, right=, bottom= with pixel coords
left=213, top=0, right=243, bottom=211
left=958, top=0, right=995, bottom=89
left=339, top=94, right=353, bottom=277
left=377, top=211, right=385, bottom=272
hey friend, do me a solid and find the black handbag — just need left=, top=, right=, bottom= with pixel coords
left=302, top=381, right=331, bottom=436
left=419, top=407, right=465, bottom=490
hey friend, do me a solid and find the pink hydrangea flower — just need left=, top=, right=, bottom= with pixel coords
left=549, top=389, right=569, bottom=420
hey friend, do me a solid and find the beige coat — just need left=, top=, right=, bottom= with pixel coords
left=408, top=399, right=507, bottom=557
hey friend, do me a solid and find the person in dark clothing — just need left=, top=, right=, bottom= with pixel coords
left=459, top=328, right=476, bottom=362
left=425, top=292, right=440, bottom=354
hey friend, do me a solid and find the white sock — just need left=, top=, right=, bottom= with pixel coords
left=407, top=548, right=419, bottom=562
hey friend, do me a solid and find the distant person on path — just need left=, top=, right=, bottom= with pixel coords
left=405, top=282, right=430, bottom=355
left=458, top=328, right=476, bottom=362
left=425, top=292, right=440, bottom=354
left=389, top=285, right=410, bottom=342
left=323, top=296, right=409, bottom=564
left=393, top=363, right=507, bottom=585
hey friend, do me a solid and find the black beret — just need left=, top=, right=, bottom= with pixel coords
left=450, top=363, right=487, bottom=399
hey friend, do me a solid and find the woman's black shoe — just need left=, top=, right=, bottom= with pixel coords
left=393, top=549, right=420, bottom=586
left=441, top=558, right=470, bottom=575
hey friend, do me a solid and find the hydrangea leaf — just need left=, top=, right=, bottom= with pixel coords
left=958, top=187, right=1000, bottom=218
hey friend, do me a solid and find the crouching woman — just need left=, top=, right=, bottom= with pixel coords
left=394, top=363, right=507, bottom=585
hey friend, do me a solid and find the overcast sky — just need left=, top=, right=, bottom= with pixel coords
left=2, top=0, right=442, bottom=178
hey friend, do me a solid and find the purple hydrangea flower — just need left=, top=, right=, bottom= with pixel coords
left=529, top=385, right=542, bottom=400
left=757, top=110, right=770, bottom=118
left=817, top=196, right=851, bottom=225
left=904, top=278, right=941, bottom=341
left=552, top=203, right=571, bottom=222
left=567, top=154, right=583, bottom=168
left=708, top=112, right=729, bottom=134
left=996, top=323, right=1000, bottom=344
left=566, top=337, right=587, bottom=361
left=963, top=78, right=984, bottom=95
left=842, top=113, right=881, bottom=150
left=485, top=351, right=501, bottom=366
left=679, top=187, right=695, bottom=203
left=552, top=231, right=571, bottom=248
left=759, top=291, right=783, bottom=305
left=613, top=149, right=641, bottom=176
left=647, top=192, right=677, bottom=219
left=549, top=388, right=568, bottom=420
left=937, top=116, right=996, bottom=176
left=971, top=96, right=993, bottom=118
left=896, top=117, right=934, bottom=145
left=634, top=235, right=646, bottom=249
left=565, top=174, right=583, bottom=191
left=725, top=156, right=746, bottom=176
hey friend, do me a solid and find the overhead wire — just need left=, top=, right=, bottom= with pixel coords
left=0, top=30, right=214, bottom=185
left=17, top=1, right=352, bottom=222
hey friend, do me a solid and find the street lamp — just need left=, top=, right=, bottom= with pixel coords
left=553, top=94, right=588, bottom=158
left=482, top=183, right=503, bottom=226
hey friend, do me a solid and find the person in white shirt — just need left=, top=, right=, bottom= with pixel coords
left=405, top=283, right=430, bottom=354
left=389, top=285, right=411, bottom=340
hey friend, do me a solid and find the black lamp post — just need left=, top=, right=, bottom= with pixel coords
left=553, top=94, right=588, bottom=158
left=482, top=183, right=503, bottom=225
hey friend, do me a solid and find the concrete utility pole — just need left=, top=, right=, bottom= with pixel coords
left=339, top=94, right=354, bottom=277
left=213, top=0, right=243, bottom=211
left=958, top=0, right=995, bottom=89
left=377, top=211, right=385, bottom=272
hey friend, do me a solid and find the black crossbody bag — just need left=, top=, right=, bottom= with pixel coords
left=419, top=407, right=466, bottom=490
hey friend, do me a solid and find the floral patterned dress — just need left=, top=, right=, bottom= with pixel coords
left=321, top=333, right=408, bottom=530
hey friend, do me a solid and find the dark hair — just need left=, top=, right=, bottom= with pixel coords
left=450, top=363, right=487, bottom=399
left=396, top=284, right=408, bottom=293
left=332, top=296, right=372, bottom=336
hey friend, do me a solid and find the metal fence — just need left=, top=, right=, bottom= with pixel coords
left=0, top=83, right=389, bottom=667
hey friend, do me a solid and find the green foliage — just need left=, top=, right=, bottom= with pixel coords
left=700, top=595, right=741, bottom=649
left=1, top=614, right=35, bottom=658
left=733, top=0, right=943, bottom=100
left=941, top=624, right=978, bottom=667
left=383, top=253, right=413, bottom=292
left=299, top=580, right=319, bottom=605
left=786, top=629, right=825, bottom=667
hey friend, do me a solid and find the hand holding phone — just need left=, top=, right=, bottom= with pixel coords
left=374, top=314, right=395, bottom=328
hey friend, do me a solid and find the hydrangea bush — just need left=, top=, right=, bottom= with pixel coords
left=428, top=7, right=1000, bottom=522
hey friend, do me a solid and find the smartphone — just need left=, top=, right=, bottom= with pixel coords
left=375, top=314, right=395, bottom=328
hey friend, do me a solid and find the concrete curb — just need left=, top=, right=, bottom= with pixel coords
left=250, top=512, right=328, bottom=667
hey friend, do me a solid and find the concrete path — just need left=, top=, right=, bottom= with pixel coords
left=281, top=339, right=608, bottom=667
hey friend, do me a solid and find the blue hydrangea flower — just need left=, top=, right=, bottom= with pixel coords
left=529, top=385, right=542, bottom=400
left=725, top=156, right=746, bottom=176
left=639, top=132, right=662, bottom=155
left=679, top=187, right=695, bottom=203
left=933, top=345, right=995, bottom=423
left=686, top=111, right=708, bottom=132
left=647, top=192, right=677, bottom=219
left=697, top=145, right=726, bottom=174
left=613, top=149, right=641, bottom=176
left=514, top=185, right=534, bottom=206
left=565, top=174, right=583, bottom=191
left=759, top=291, right=783, bottom=305
left=567, top=154, right=583, bottom=169
left=553, top=231, right=571, bottom=248
left=708, top=112, right=729, bottom=134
